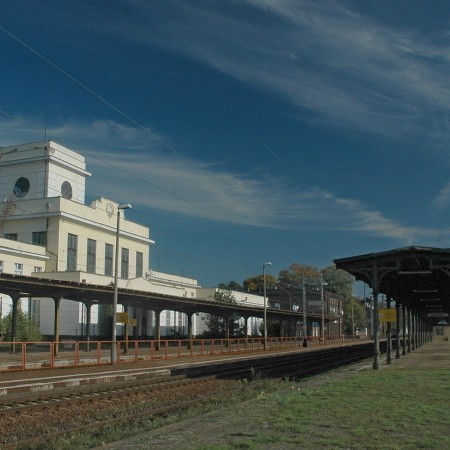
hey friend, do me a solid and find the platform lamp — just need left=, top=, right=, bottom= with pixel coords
left=263, top=261, right=272, bottom=351
left=111, top=203, right=132, bottom=364
left=320, top=274, right=328, bottom=341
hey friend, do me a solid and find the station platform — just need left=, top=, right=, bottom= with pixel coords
left=0, top=338, right=446, bottom=398
left=0, top=345, right=314, bottom=397
left=386, top=336, right=449, bottom=369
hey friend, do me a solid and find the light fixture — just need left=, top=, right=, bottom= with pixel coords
left=262, top=262, right=272, bottom=351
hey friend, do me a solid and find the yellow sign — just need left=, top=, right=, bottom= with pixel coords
left=379, top=308, right=396, bottom=322
left=116, top=312, right=128, bottom=323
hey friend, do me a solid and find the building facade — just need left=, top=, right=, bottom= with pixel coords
left=0, top=141, right=203, bottom=338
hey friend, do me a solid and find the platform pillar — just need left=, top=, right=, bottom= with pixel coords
left=53, top=297, right=62, bottom=356
left=243, top=315, right=250, bottom=338
left=395, top=301, right=401, bottom=359
left=187, top=313, right=193, bottom=350
left=372, top=290, right=380, bottom=369
left=10, top=295, right=20, bottom=354
left=84, top=301, right=93, bottom=351
left=154, top=308, right=162, bottom=351
left=386, top=297, right=392, bottom=364
left=407, top=309, right=412, bottom=353
left=402, top=305, right=407, bottom=355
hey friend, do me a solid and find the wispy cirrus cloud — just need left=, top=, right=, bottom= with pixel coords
left=432, top=182, right=450, bottom=210
left=77, top=0, right=450, bottom=140
left=2, top=116, right=446, bottom=243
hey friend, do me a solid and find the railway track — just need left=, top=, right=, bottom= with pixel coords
left=0, top=342, right=385, bottom=448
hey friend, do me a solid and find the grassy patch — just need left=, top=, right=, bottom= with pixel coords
left=230, top=368, right=449, bottom=449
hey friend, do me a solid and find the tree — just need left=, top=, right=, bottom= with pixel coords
left=343, top=297, right=367, bottom=335
left=243, top=274, right=277, bottom=293
left=1, top=309, right=42, bottom=342
left=204, top=289, right=245, bottom=338
left=322, top=265, right=353, bottom=298
left=218, top=281, right=243, bottom=291
left=277, top=263, right=321, bottom=289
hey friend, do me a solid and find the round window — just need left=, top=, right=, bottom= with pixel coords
left=61, top=181, right=73, bottom=199
left=13, top=177, right=30, bottom=198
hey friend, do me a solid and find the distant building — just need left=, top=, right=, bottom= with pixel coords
left=267, top=287, right=343, bottom=337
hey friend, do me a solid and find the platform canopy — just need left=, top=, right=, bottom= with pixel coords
left=334, top=246, right=450, bottom=325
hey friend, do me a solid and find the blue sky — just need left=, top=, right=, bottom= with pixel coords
left=1, top=1, right=450, bottom=288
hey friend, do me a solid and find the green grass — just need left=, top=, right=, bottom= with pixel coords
left=228, top=368, right=450, bottom=449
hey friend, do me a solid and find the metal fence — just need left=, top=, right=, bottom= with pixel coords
left=0, top=334, right=366, bottom=372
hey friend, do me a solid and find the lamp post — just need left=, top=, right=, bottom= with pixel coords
left=320, top=274, right=328, bottom=341
left=263, top=262, right=271, bottom=350
left=111, top=203, right=132, bottom=364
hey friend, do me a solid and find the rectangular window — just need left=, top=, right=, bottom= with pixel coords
left=136, top=251, right=143, bottom=278
left=87, top=239, right=96, bottom=273
left=0, top=260, right=3, bottom=273
left=121, top=248, right=129, bottom=279
left=4, top=233, right=18, bottom=241
left=67, top=233, right=78, bottom=271
left=105, top=243, right=113, bottom=276
left=14, top=263, right=23, bottom=275
left=34, top=266, right=42, bottom=273
left=32, top=231, right=47, bottom=246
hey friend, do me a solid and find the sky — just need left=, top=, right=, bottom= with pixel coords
left=1, top=1, right=450, bottom=290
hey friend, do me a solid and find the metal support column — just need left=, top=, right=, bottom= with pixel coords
left=302, top=284, right=307, bottom=338
left=372, top=263, right=381, bottom=370
left=372, top=290, right=380, bottom=369
left=53, top=297, right=62, bottom=356
left=395, top=300, right=401, bottom=359
left=407, top=309, right=411, bottom=353
left=386, top=297, right=392, bottom=364
left=402, top=305, right=407, bottom=356
left=407, top=309, right=412, bottom=353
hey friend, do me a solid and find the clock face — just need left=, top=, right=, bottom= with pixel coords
left=61, top=181, right=73, bottom=199
left=13, top=177, right=30, bottom=198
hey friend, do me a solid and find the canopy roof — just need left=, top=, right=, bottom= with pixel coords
left=334, top=246, right=450, bottom=325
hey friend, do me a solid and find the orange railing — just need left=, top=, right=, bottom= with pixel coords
left=0, top=335, right=368, bottom=372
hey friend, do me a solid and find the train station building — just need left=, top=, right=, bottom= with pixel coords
left=0, top=140, right=214, bottom=338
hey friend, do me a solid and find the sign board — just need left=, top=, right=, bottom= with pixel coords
left=379, top=308, right=396, bottom=322
left=116, top=312, right=128, bottom=323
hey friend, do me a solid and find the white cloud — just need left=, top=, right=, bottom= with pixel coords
left=432, top=182, right=450, bottom=210
left=93, top=0, right=449, bottom=139
left=3, top=116, right=450, bottom=244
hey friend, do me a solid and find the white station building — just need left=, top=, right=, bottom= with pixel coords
left=0, top=141, right=263, bottom=339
